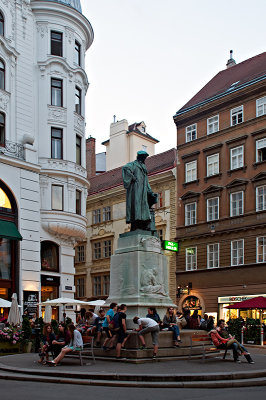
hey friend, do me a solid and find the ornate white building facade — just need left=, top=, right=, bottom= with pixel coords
left=0, top=0, right=93, bottom=319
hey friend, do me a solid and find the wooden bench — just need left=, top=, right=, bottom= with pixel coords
left=66, top=336, right=95, bottom=366
left=189, top=332, right=219, bottom=362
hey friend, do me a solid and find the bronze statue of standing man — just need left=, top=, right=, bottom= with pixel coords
left=122, top=151, right=157, bottom=231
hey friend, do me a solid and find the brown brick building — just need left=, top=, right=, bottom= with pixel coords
left=174, top=52, right=266, bottom=322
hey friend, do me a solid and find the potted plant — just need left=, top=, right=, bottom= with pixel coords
left=0, top=326, right=23, bottom=354
left=21, top=316, right=33, bottom=352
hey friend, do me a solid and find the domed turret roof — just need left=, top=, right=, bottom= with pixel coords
left=44, top=0, right=82, bottom=13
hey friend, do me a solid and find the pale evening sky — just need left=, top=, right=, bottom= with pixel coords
left=81, top=0, right=266, bottom=154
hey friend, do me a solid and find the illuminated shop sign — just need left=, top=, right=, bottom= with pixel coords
left=218, top=294, right=266, bottom=303
left=162, top=240, right=179, bottom=252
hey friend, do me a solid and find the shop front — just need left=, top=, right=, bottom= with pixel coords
left=218, top=294, right=266, bottom=322
left=41, top=275, right=60, bottom=321
left=0, top=182, right=22, bottom=319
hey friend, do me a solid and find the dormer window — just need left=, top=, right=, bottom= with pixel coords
left=0, top=11, right=4, bottom=36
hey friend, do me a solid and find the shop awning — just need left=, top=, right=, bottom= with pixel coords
left=0, top=220, right=23, bottom=241
left=226, top=296, right=266, bottom=309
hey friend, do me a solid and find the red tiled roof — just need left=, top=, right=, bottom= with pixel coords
left=88, top=148, right=176, bottom=195
left=177, top=52, right=266, bottom=113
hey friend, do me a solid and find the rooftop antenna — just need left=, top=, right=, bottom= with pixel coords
left=113, top=115, right=116, bottom=123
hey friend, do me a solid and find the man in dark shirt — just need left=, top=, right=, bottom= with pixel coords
left=115, top=304, right=128, bottom=359
left=51, top=323, right=71, bottom=357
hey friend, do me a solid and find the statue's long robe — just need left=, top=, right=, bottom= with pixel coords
left=122, top=160, right=152, bottom=224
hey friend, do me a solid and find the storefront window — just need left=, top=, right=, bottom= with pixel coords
left=0, top=188, right=11, bottom=210
left=41, top=241, right=59, bottom=272
left=0, top=238, right=11, bottom=279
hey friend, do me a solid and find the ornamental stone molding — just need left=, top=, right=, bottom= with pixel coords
left=41, top=212, right=87, bottom=242
left=37, top=22, right=48, bottom=38
left=0, top=90, right=10, bottom=112
left=74, top=113, right=85, bottom=134
left=48, top=106, right=67, bottom=124
left=65, top=26, right=74, bottom=44
left=38, top=59, right=88, bottom=88
left=140, top=236, right=162, bottom=253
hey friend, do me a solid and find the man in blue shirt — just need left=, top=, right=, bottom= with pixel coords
left=102, top=302, right=117, bottom=351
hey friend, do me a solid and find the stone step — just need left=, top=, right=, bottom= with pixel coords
left=1, top=369, right=266, bottom=388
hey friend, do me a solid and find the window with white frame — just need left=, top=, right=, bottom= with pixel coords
left=186, top=124, right=197, bottom=142
left=51, top=185, right=63, bottom=211
left=230, top=145, right=244, bottom=170
left=76, top=277, right=85, bottom=297
left=207, top=115, right=219, bottom=135
left=256, top=96, right=266, bottom=117
left=230, top=191, right=244, bottom=217
left=231, top=239, right=244, bottom=266
left=231, top=105, right=243, bottom=126
left=207, top=243, right=219, bottom=268
left=185, top=160, right=197, bottom=183
left=207, top=153, right=219, bottom=176
left=76, top=245, right=85, bottom=263
left=186, top=247, right=197, bottom=271
left=257, top=237, right=266, bottom=263
left=256, top=138, right=266, bottom=162
left=185, top=202, right=197, bottom=226
left=256, top=185, right=266, bottom=211
left=207, top=197, right=219, bottom=221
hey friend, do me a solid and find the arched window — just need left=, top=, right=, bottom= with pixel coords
left=41, top=241, right=59, bottom=272
left=0, top=11, right=4, bottom=36
left=0, top=59, right=5, bottom=90
left=0, top=112, right=5, bottom=147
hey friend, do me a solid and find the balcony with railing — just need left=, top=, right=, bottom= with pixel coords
left=0, top=140, right=25, bottom=161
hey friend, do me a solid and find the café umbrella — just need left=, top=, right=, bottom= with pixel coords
left=7, top=293, right=22, bottom=326
left=39, top=298, right=92, bottom=321
left=0, top=298, right=12, bottom=308
left=43, top=303, right=52, bottom=323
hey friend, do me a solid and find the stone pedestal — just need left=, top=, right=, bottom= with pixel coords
left=107, top=230, right=175, bottom=327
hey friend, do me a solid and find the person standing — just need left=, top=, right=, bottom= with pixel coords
left=115, top=304, right=129, bottom=359
left=102, top=302, right=117, bottom=351
left=133, top=316, right=160, bottom=359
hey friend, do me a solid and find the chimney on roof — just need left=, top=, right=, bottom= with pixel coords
left=86, top=136, right=96, bottom=179
left=226, top=50, right=236, bottom=69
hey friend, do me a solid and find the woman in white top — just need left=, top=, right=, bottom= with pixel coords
left=48, top=324, right=83, bottom=366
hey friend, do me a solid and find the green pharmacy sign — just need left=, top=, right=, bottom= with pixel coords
left=162, top=240, right=179, bottom=252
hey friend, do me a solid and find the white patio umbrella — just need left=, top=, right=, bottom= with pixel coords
left=86, top=300, right=106, bottom=306
left=43, top=303, right=52, bottom=323
left=0, top=298, right=12, bottom=308
left=7, top=293, right=22, bottom=326
left=39, top=297, right=92, bottom=321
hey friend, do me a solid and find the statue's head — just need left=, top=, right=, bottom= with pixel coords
left=137, top=150, right=149, bottom=163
